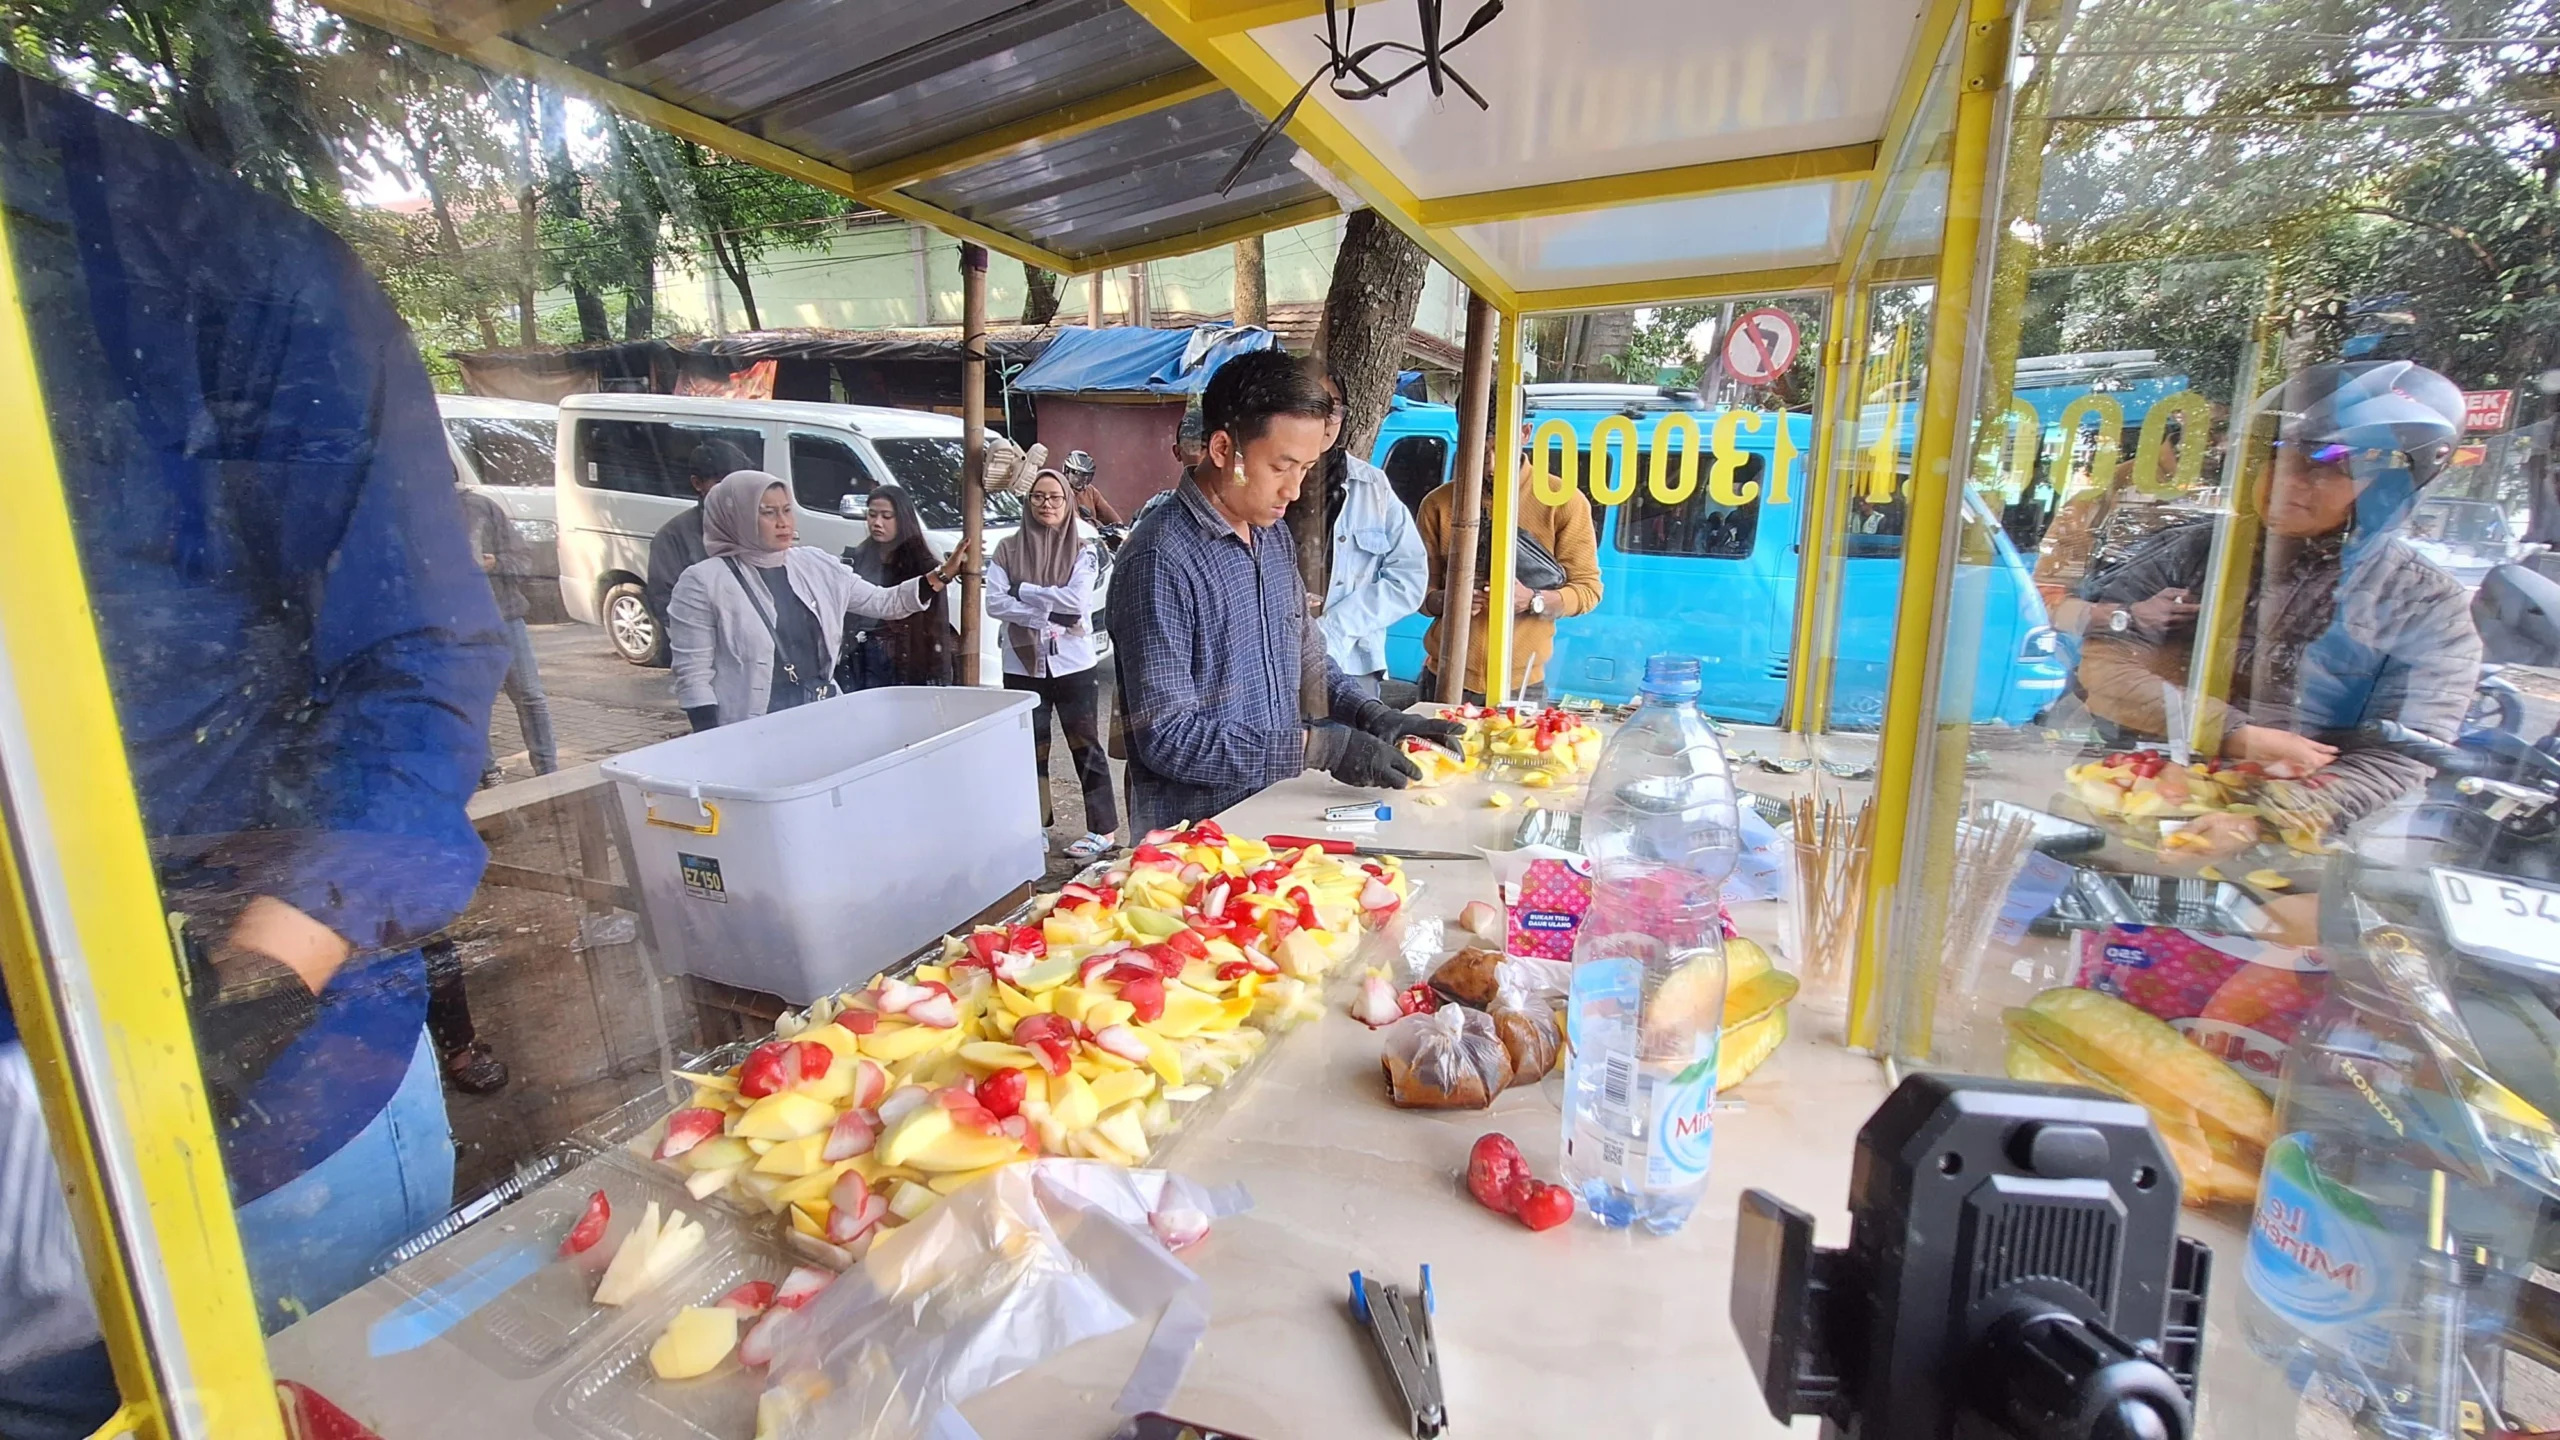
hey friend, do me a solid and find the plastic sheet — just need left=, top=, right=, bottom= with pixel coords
left=1380, top=1006, right=1512, bottom=1109
left=752, top=1162, right=1249, bottom=1440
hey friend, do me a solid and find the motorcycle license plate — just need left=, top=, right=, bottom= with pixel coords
left=2430, top=867, right=2560, bottom=972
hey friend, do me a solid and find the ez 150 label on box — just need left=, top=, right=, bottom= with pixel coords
left=679, top=852, right=727, bottom=903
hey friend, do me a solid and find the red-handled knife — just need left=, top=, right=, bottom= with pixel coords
left=1263, top=834, right=1477, bottom=862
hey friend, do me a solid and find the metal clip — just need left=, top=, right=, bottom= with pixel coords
left=1350, top=1267, right=1446, bottom=1437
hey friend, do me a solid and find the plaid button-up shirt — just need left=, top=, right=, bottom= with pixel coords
left=1111, top=474, right=1357, bottom=833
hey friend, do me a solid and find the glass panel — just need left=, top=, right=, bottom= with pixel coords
left=787, top=432, right=876, bottom=516
left=450, top=416, right=559, bottom=488
left=1882, top=0, right=2560, bottom=1432
left=870, top=436, right=1020, bottom=531
left=580, top=419, right=767, bottom=497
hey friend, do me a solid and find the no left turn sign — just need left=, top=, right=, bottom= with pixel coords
left=1721, top=307, right=1800, bottom=386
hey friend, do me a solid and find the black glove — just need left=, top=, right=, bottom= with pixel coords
left=1338, top=695, right=1468, bottom=749
left=1305, top=724, right=1421, bottom=790
left=686, top=705, right=721, bottom=733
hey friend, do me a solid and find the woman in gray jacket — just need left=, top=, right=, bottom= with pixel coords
left=668, top=470, right=960, bottom=729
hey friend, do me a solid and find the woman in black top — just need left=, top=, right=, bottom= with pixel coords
left=839, top=484, right=960, bottom=689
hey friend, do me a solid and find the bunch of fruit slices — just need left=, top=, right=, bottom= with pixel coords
left=2063, top=749, right=2335, bottom=854
left=1401, top=704, right=1605, bottom=788
left=643, top=820, right=1407, bottom=1264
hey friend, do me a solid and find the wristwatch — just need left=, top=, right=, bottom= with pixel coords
left=1528, top=591, right=1548, bottom=617
left=2108, top=607, right=2132, bottom=634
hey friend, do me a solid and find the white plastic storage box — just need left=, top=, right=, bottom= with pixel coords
left=601, top=687, right=1041, bottom=1004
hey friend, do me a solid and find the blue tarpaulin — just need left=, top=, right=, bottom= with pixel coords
left=1011, top=324, right=1280, bottom=396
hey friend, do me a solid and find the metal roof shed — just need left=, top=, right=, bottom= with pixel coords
left=1008, top=323, right=1280, bottom=512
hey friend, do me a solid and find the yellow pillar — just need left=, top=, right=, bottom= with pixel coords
left=0, top=194, right=284, bottom=1439
left=1482, top=308, right=1525, bottom=703
left=1848, top=0, right=2015, bottom=1054
left=1791, top=281, right=1866, bottom=734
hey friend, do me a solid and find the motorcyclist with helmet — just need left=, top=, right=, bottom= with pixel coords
left=1060, top=448, right=1129, bottom=527
left=2071, top=360, right=2485, bottom=855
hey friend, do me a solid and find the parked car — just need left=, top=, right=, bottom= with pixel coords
left=553, top=394, right=1101, bottom=678
left=1370, top=385, right=2066, bottom=726
left=439, top=395, right=563, bottom=621
left=2410, top=496, right=2536, bottom=591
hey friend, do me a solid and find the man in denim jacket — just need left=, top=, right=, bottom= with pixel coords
left=1308, top=367, right=1428, bottom=697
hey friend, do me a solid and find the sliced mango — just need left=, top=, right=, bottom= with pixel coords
left=1150, top=987, right=1227, bottom=1038
left=903, top=1128, right=1028, bottom=1174
left=877, top=1105, right=955, bottom=1167
left=1089, top=1069, right=1157, bottom=1110
left=752, top=1131, right=830, bottom=1177
left=861, top=1021, right=963, bottom=1064
left=734, top=1091, right=836, bottom=1141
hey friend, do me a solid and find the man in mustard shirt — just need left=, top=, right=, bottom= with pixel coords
left=1414, top=441, right=1604, bottom=702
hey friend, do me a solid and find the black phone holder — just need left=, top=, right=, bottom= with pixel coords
left=1733, top=1075, right=2213, bottom=1440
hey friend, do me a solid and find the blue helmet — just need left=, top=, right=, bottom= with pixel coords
left=2255, top=360, right=2464, bottom=483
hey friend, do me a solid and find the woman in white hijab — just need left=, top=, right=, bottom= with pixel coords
left=668, top=471, right=961, bottom=729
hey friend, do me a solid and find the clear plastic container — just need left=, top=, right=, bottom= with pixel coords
left=541, top=1238, right=801, bottom=1440
left=380, top=1152, right=739, bottom=1380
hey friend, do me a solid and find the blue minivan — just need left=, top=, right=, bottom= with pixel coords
left=1367, top=383, right=2067, bottom=727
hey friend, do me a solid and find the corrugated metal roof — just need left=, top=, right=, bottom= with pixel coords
left=908, top=89, right=1320, bottom=262
left=383, top=0, right=1328, bottom=273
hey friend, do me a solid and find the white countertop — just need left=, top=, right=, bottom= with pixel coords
left=265, top=758, right=1896, bottom=1438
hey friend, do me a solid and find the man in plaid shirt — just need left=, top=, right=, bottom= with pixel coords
left=1111, top=353, right=1464, bottom=834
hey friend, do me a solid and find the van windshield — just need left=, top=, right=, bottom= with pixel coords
left=874, top=436, right=1022, bottom=531
left=450, top=417, right=556, bottom=488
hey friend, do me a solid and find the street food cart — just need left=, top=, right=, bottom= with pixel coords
left=2, top=0, right=2553, bottom=1435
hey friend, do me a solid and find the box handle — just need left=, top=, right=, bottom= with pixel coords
left=644, top=795, right=721, bottom=835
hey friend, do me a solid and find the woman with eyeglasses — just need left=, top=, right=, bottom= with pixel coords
left=987, top=469, right=1118, bottom=859
left=668, top=471, right=960, bottom=730
left=839, top=484, right=963, bottom=690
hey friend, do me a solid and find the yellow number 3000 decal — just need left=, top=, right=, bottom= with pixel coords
left=1526, top=412, right=1796, bottom=508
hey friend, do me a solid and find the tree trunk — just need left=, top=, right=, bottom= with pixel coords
left=540, top=88, right=611, bottom=343
left=1315, top=209, right=1428, bottom=459
left=1233, top=235, right=1266, bottom=326
left=714, top=232, right=763, bottom=332
left=1021, top=267, right=1062, bottom=325
left=624, top=261, right=655, bottom=339
left=1293, top=209, right=1428, bottom=712
left=513, top=80, right=540, bottom=346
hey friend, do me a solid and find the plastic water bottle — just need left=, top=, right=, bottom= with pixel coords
left=1559, top=655, right=1741, bottom=1233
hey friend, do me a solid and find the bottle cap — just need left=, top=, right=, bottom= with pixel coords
left=1642, top=654, right=1703, bottom=697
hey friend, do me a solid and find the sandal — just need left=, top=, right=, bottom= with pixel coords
left=441, top=1042, right=511, bottom=1096
left=1064, top=832, right=1115, bottom=862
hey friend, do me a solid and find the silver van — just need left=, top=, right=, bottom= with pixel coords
left=440, top=395, right=562, bottom=620
left=554, top=394, right=1041, bottom=675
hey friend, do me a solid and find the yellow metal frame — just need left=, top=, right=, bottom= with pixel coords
left=1176, top=0, right=1396, bottom=37
left=1069, top=197, right=1345, bottom=273
left=1514, top=263, right=1838, bottom=318
left=846, top=67, right=1223, bottom=194
left=1839, top=0, right=1971, bottom=278
left=1482, top=308, right=1525, bottom=702
left=0, top=186, right=283, bottom=1440
left=1787, top=281, right=1864, bottom=732
left=1414, top=143, right=1878, bottom=229
left=1848, top=0, right=2013, bottom=1054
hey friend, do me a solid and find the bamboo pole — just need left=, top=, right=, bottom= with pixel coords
left=959, top=242, right=988, bottom=687
left=1439, top=293, right=1498, bottom=703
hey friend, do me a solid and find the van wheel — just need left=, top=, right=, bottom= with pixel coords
left=603, top=582, right=662, bottom=665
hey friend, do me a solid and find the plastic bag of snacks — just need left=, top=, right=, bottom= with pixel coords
left=2071, top=927, right=2327, bottom=1095
left=1488, top=959, right=1564, bottom=1088
left=757, top=1161, right=1248, bottom=1439
left=1380, top=1006, right=1512, bottom=1109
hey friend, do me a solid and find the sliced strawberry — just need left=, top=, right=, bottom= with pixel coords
left=737, top=1041, right=795, bottom=1099
left=1247, top=864, right=1284, bottom=893
left=1267, top=910, right=1300, bottom=946
left=1091, top=1024, right=1151, bottom=1064
left=825, top=1182, right=890, bottom=1247
left=1216, top=961, right=1253, bottom=981
left=875, top=980, right=928, bottom=1015
left=934, top=1086, right=1002, bottom=1134
left=821, top=1108, right=879, bottom=1162
left=1140, top=827, right=1180, bottom=846
left=717, top=1280, right=777, bottom=1316
left=1132, top=844, right=1178, bottom=866
left=826, top=1171, right=872, bottom=1228
left=1247, top=946, right=1280, bottom=974
left=848, top=1058, right=888, bottom=1111
left=655, top=1107, right=724, bottom=1161
left=1091, top=883, right=1121, bottom=908
left=1146, top=945, right=1187, bottom=979
left=1114, top=972, right=1166, bottom=1023
left=977, top=1067, right=1028, bottom=1119
left=1192, top=819, right=1227, bottom=845
left=738, top=1306, right=798, bottom=1368
left=560, top=1189, right=610, bottom=1256
left=1078, top=952, right=1124, bottom=987
left=773, top=1266, right=831, bottom=1311
left=1011, top=1014, right=1076, bottom=1075
left=832, top=1007, right=878, bottom=1036
left=1361, top=878, right=1400, bottom=915
left=792, top=1041, right=835, bottom=1083
left=1398, top=983, right=1440, bottom=1016
left=1178, top=861, right=1208, bottom=887
left=957, top=932, right=1002, bottom=971
left=999, top=1114, right=1033, bottom=1147
left=906, top=992, right=960, bottom=1029
left=1293, top=893, right=1322, bottom=933
left=1059, top=882, right=1102, bottom=906
left=1007, top=925, right=1047, bottom=957
left=1200, top=879, right=1232, bottom=918
left=1162, top=929, right=1208, bottom=961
